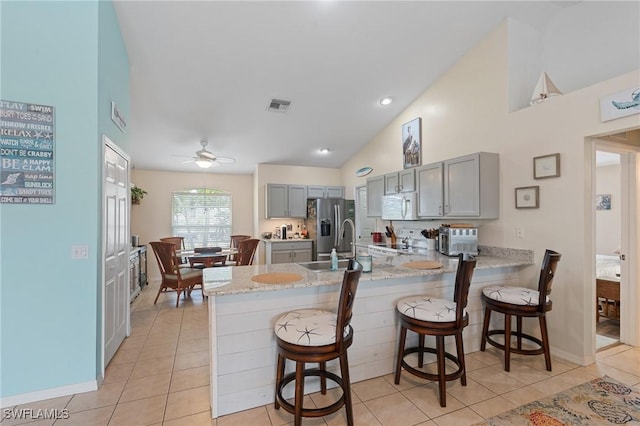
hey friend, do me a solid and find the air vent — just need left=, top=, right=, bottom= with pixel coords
left=268, top=98, right=291, bottom=113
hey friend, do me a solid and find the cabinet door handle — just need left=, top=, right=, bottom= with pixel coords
left=444, top=205, right=449, bottom=214
left=439, top=206, right=442, bottom=215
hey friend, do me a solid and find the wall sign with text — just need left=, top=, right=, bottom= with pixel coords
left=0, top=100, right=55, bottom=204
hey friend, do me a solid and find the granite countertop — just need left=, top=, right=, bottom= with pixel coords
left=262, top=238, right=313, bottom=242
left=203, top=247, right=533, bottom=297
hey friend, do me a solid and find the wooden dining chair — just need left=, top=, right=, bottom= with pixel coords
left=160, top=236, right=188, bottom=267
left=229, top=235, right=251, bottom=262
left=150, top=241, right=203, bottom=307
left=235, top=238, right=260, bottom=266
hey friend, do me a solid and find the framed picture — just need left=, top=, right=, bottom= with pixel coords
left=533, top=153, right=560, bottom=179
left=596, top=194, right=611, bottom=210
left=600, top=87, right=640, bottom=122
left=402, top=117, right=421, bottom=169
left=515, top=186, right=539, bottom=209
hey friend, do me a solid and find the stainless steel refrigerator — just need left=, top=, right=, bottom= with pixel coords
left=307, top=198, right=355, bottom=261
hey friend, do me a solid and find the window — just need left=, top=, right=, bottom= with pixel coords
left=171, top=189, right=232, bottom=250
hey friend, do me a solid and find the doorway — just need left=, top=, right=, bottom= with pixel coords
left=355, top=185, right=376, bottom=243
left=595, top=150, right=621, bottom=350
left=102, top=136, right=131, bottom=373
left=591, top=130, right=640, bottom=353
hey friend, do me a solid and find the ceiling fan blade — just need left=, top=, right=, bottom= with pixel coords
left=179, top=158, right=195, bottom=164
left=213, top=156, right=235, bottom=164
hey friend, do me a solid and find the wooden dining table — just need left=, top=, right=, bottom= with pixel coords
left=177, top=249, right=238, bottom=268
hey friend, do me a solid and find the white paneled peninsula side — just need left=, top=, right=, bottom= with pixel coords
left=203, top=247, right=533, bottom=418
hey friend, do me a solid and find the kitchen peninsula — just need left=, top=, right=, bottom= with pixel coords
left=204, top=247, right=533, bottom=418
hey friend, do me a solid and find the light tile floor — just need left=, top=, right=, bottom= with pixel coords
left=3, top=279, right=639, bottom=426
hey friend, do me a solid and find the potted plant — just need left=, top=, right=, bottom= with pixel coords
left=131, top=185, right=147, bottom=205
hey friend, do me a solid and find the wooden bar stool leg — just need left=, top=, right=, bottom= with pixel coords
left=319, top=361, right=327, bottom=394
left=294, top=361, right=304, bottom=426
left=539, top=316, right=552, bottom=371
left=436, top=335, right=446, bottom=407
left=480, top=307, right=491, bottom=351
left=394, top=326, right=407, bottom=384
left=274, top=354, right=285, bottom=409
left=504, top=313, right=512, bottom=372
left=455, top=332, right=466, bottom=386
left=339, top=352, right=354, bottom=426
left=418, top=334, right=425, bottom=367
left=517, top=316, right=523, bottom=350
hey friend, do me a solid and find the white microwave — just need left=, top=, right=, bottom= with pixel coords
left=381, top=192, right=418, bottom=221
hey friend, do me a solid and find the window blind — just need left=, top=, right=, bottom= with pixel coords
left=171, top=189, right=232, bottom=250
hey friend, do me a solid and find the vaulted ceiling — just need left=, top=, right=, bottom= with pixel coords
left=114, top=1, right=580, bottom=174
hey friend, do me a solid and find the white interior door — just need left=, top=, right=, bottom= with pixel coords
left=355, top=185, right=376, bottom=242
left=103, top=137, right=130, bottom=368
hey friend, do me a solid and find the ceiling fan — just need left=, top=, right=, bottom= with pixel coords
left=177, top=140, right=235, bottom=169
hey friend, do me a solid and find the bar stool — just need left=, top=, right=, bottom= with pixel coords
left=394, top=253, right=477, bottom=407
left=274, top=259, right=362, bottom=426
left=480, top=249, right=561, bottom=372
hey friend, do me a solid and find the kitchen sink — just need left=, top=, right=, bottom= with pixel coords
left=298, top=259, right=351, bottom=271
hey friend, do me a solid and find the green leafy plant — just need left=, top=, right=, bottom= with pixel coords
left=131, top=185, right=147, bottom=205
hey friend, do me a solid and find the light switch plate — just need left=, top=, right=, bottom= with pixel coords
left=71, top=245, right=89, bottom=259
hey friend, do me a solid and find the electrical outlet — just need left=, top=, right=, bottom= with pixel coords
left=515, top=226, right=524, bottom=239
left=71, top=245, right=89, bottom=259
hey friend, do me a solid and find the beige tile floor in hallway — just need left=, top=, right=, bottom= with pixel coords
left=3, top=278, right=640, bottom=426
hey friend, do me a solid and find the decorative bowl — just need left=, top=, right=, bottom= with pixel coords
left=261, top=232, right=273, bottom=239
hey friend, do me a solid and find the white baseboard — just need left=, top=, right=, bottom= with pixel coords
left=0, top=380, right=97, bottom=409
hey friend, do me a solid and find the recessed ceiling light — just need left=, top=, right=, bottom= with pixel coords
left=379, top=97, right=393, bottom=106
left=319, top=148, right=330, bottom=154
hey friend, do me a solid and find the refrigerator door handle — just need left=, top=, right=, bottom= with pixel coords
left=334, top=205, right=339, bottom=246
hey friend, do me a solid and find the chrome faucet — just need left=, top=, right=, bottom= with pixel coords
left=338, top=218, right=356, bottom=258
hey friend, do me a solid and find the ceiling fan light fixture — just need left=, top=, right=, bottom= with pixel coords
left=194, top=159, right=213, bottom=168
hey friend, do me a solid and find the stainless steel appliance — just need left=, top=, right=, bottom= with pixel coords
left=307, top=198, right=355, bottom=260
left=438, top=226, right=478, bottom=256
left=381, top=192, right=418, bottom=221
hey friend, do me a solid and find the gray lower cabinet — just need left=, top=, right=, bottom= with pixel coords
left=265, top=240, right=313, bottom=264
left=417, top=152, right=499, bottom=219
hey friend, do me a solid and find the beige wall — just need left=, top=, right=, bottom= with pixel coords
left=131, top=169, right=254, bottom=278
left=340, top=22, right=640, bottom=364
left=253, top=164, right=342, bottom=263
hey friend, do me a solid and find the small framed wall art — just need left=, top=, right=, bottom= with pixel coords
left=533, top=153, right=560, bottom=179
left=402, top=117, right=421, bottom=169
left=515, top=186, right=539, bottom=209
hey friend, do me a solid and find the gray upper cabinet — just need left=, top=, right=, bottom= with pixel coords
left=416, top=162, right=444, bottom=217
left=307, top=185, right=344, bottom=199
left=384, top=169, right=415, bottom=194
left=417, top=152, right=499, bottom=219
left=366, top=175, right=384, bottom=217
left=266, top=184, right=308, bottom=218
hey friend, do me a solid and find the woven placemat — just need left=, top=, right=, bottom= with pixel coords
left=401, top=261, right=443, bottom=270
left=251, top=272, right=303, bottom=284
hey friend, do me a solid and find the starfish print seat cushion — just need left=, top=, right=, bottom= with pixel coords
left=481, top=286, right=550, bottom=306
left=275, top=309, right=350, bottom=346
left=396, top=296, right=462, bottom=322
